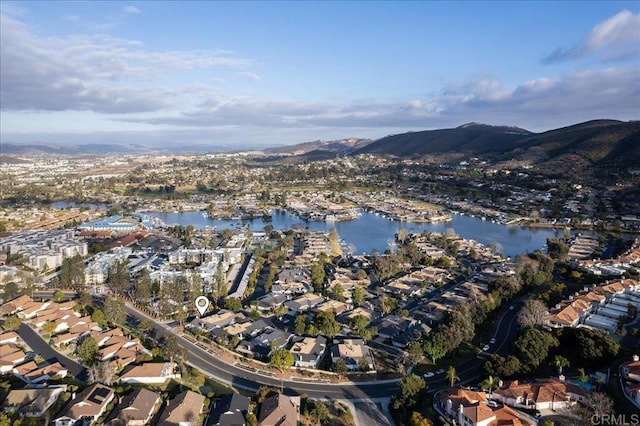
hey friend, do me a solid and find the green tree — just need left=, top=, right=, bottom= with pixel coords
left=77, top=337, right=99, bottom=366
left=349, top=314, right=369, bottom=337
left=314, top=311, right=340, bottom=338
left=398, top=373, right=426, bottom=406
left=103, top=298, right=126, bottom=326
left=552, top=355, right=570, bottom=375
left=246, top=412, right=257, bottom=426
left=409, top=411, right=432, bottom=426
left=331, top=283, right=345, bottom=301
left=512, top=328, right=559, bottom=373
left=352, top=285, right=365, bottom=306
left=163, top=335, right=186, bottom=364
left=422, top=338, right=446, bottom=365
left=332, top=358, right=347, bottom=374
left=480, top=375, right=501, bottom=398
left=53, top=289, right=65, bottom=302
left=2, top=282, right=19, bottom=301
left=310, top=261, right=325, bottom=293
left=138, top=318, right=155, bottom=336
left=134, top=271, right=152, bottom=303
left=310, top=400, right=330, bottom=421
left=407, top=341, right=423, bottom=364
left=225, top=297, right=242, bottom=312
left=269, top=348, right=293, bottom=370
left=91, top=309, right=106, bottom=328
left=294, top=314, right=307, bottom=335
left=60, top=255, right=86, bottom=291
left=108, top=260, right=130, bottom=295
left=577, top=368, right=588, bottom=383
left=4, top=315, right=21, bottom=330
left=78, top=291, right=93, bottom=308
left=42, top=321, right=57, bottom=336
left=446, top=365, right=459, bottom=387
left=0, top=413, right=11, bottom=426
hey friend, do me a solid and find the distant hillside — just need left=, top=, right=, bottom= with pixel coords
left=501, top=120, right=640, bottom=172
left=352, top=123, right=532, bottom=157
left=263, top=138, right=372, bottom=155
left=0, top=143, right=150, bottom=155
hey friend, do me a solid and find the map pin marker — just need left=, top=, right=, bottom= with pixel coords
left=195, top=296, right=210, bottom=317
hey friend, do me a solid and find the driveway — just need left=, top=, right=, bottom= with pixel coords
left=17, top=323, right=88, bottom=381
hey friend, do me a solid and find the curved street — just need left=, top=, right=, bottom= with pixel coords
left=124, top=299, right=521, bottom=399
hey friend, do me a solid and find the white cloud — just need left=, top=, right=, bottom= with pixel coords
left=240, top=71, right=261, bottom=82
left=544, top=10, right=640, bottom=63
left=0, top=10, right=253, bottom=113
left=123, top=6, right=141, bottom=14
left=111, top=66, right=638, bottom=135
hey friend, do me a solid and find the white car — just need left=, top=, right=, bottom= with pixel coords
left=489, top=338, right=496, bottom=344
left=482, top=344, right=490, bottom=351
left=423, top=372, right=435, bottom=378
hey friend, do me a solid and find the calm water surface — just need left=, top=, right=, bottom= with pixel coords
left=147, top=210, right=564, bottom=258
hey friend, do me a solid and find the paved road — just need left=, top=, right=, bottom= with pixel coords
left=17, top=323, right=88, bottom=381
left=123, top=296, right=522, bottom=399
left=354, top=401, right=393, bottom=426
left=125, top=303, right=401, bottom=399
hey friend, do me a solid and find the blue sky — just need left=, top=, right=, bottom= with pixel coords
left=1, top=1, right=639, bottom=148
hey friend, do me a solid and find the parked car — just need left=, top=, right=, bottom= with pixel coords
left=435, top=369, right=445, bottom=375
left=482, top=344, right=490, bottom=351
left=489, top=338, right=496, bottom=344
left=423, top=372, right=435, bottom=378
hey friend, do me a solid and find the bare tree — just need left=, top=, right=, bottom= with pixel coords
left=517, top=299, right=548, bottom=329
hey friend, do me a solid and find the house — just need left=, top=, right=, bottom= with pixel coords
left=157, top=390, right=205, bottom=426
left=236, top=329, right=292, bottom=360
left=119, top=362, right=180, bottom=384
left=438, top=387, right=534, bottom=426
left=289, top=336, right=327, bottom=368
left=314, top=300, right=350, bottom=315
left=492, top=379, right=588, bottom=411
left=108, top=388, right=161, bottom=426
left=2, top=386, right=67, bottom=417
left=0, top=330, right=19, bottom=344
left=374, top=315, right=415, bottom=340
left=393, top=323, right=432, bottom=348
left=0, top=294, right=33, bottom=314
left=0, top=347, right=26, bottom=374
left=191, top=310, right=245, bottom=331
left=258, top=394, right=299, bottom=426
left=208, top=393, right=250, bottom=426
left=53, top=384, right=115, bottom=426
left=284, top=293, right=324, bottom=313
left=628, top=383, right=640, bottom=405
left=622, top=355, right=640, bottom=381
left=331, top=338, right=374, bottom=371
left=18, top=362, right=68, bottom=384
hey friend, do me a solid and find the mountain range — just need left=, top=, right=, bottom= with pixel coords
left=2, top=120, right=639, bottom=177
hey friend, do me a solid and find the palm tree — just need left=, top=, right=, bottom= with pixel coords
left=480, top=375, right=500, bottom=399
left=577, top=367, right=589, bottom=383
left=552, top=355, right=570, bottom=376
left=446, top=365, right=460, bottom=388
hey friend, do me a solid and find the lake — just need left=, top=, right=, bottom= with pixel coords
left=146, top=209, right=565, bottom=258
